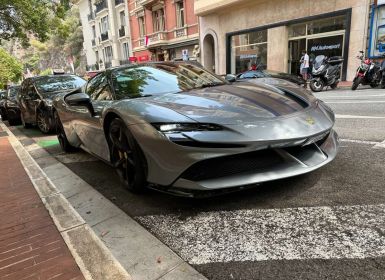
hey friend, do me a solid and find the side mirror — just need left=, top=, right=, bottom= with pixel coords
left=225, top=74, right=237, bottom=83
left=65, top=93, right=94, bottom=116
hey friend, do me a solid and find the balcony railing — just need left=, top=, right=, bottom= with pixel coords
left=91, top=39, right=96, bottom=46
left=115, top=0, right=124, bottom=5
left=119, top=26, right=125, bottom=37
left=95, top=0, right=108, bottom=14
left=138, top=37, right=146, bottom=47
left=100, top=32, right=109, bottom=41
left=148, top=31, right=167, bottom=44
left=87, top=12, right=95, bottom=21
left=175, top=27, right=187, bottom=38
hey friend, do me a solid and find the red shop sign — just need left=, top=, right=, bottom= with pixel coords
left=129, top=56, right=137, bottom=62
left=138, top=55, right=149, bottom=62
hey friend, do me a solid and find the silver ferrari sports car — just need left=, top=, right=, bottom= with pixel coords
left=53, top=62, right=338, bottom=196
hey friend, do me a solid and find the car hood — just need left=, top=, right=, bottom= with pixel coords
left=141, top=83, right=314, bottom=125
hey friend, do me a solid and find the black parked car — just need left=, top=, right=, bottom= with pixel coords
left=4, top=85, right=22, bottom=126
left=0, top=90, right=7, bottom=120
left=19, top=75, right=86, bottom=133
left=230, top=69, right=305, bottom=85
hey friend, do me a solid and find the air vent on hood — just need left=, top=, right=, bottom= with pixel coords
left=276, top=87, right=309, bottom=108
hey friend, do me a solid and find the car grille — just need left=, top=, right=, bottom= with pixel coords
left=180, top=149, right=284, bottom=181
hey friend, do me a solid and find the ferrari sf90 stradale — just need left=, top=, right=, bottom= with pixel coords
left=53, top=62, right=338, bottom=196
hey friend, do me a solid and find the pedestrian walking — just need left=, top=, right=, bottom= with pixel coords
left=301, top=50, right=310, bottom=88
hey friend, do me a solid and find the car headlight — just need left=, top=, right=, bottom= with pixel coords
left=153, top=123, right=223, bottom=133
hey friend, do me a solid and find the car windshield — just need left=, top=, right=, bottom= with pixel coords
left=111, top=63, right=227, bottom=99
left=34, top=76, right=86, bottom=97
left=7, top=86, right=20, bottom=100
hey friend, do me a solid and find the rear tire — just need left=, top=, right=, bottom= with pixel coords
left=54, top=111, right=77, bottom=152
left=351, top=77, right=362, bottom=90
left=0, top=108, right=7, bottom=121
left=310, top=79, right=324, bottom=92
left=108, top=118, right=147, bottom=193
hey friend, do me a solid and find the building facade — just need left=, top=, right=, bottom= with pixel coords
left=195, top=0, right=371, bottom=81
left=76, top=0, right=133, bottom=70
left=128, top=0, right=199, bottom=62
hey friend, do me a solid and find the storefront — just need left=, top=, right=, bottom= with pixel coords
left=368, top=0, right=385, bottom=58
left=227, top=11, right=351, bottom=80
left=197, top=0, right=370, bottom=81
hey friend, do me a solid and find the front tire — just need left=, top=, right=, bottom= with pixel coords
left=0, top=108, right=7, bottom=121
left=351, top=77, right=362, bottom=90
left=330, top=82, right=338, bottom=89
left=36, top=109, right=51, bottom=134
left=108, top=118, right=147, bottom=193
left=310, top=79, right=324, bottom=92
left=54, top=111, right=77, bottom=152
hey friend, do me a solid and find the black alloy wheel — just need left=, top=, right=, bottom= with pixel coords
left=108, top=118, right=147, bottom=193
left=36, top=109, right=51, bottom=134
left=54, top=111, right=76, bottom=152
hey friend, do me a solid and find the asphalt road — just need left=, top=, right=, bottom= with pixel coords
left=7, top=86, right=385, bottom=280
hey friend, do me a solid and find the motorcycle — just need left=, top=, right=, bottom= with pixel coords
left=309, top=55, right=344, bottom=92
left=351, top=51, right=382, bottom=90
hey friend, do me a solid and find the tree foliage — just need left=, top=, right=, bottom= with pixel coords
left=0, top=48, right=22, bottom=88
left=0, top=0, right=70, bottom=46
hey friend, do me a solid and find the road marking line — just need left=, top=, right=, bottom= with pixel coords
left=374, top=140, right=385, bottom=149
left=339, top=139, right=380, bottom=145
left=336, top=114, right=385, bottom=119
left=325, top=101, right=385, bottom=104
left=138, top=204, right=385, bottom=264
left=321, top=94, right=385, bottom=98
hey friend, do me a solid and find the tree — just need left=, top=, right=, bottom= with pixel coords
left=0, top=48, right=22, bottom=88
left=0, top=0, right=70, bottom=46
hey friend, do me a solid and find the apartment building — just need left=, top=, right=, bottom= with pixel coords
left=195, top=0, right=372, bottom=81
left=128, top=0, right=199, bottom=62
left=76, top=0, right=132, bottom=70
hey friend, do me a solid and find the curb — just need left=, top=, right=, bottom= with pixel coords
left=1, top=122, right=208, bottom=280
left=1, top=122, right=131, bottom=280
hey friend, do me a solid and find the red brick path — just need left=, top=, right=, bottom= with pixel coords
left=0, top=137, right=85, bottom=280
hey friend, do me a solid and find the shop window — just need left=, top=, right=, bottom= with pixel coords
left=288, top=23, right=306, bottom=38
left=307, top=15, right=345, bottom=35
left=231, top=30, right=267, bottom=74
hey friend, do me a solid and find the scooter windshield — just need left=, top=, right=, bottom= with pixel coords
left=313, top=55, right=326, bottom=69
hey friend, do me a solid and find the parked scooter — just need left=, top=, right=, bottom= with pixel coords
left=309, top=55, right=344, bottom=92
left=351, top=51, right=382, bottom=90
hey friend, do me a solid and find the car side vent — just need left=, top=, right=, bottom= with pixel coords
left=276, top=87, right=309, bottom=108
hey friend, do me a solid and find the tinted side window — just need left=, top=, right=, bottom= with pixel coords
left=86, top=73, right=106, bottom=100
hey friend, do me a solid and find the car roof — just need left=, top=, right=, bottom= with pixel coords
left=26, top=74, right=80, bottom=82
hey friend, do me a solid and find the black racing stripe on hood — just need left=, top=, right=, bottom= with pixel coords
left=218, top=85, right=299, bottom=116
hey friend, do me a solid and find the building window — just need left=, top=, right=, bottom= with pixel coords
left=104, top=46, right=113, bottom=62
left=176, top=1, right=184, bottom=28
left=122, top=42, right=129, bottom=59
left=138, top=16, right=145, bottom=36
left=120, top=11, right=125, bottom=26
left=152, top=9, right=165, bottom=32
left=100, top=15, right=109, bottom=34
left=230, top=29, right=268, bottom=74
left=92, top=25, right=96, bottom=38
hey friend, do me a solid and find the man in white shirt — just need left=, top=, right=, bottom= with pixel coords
left=301, top=50, right=309, bottom=88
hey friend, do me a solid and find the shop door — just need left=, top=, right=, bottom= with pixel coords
left=288, top=39, right=306, bottom=75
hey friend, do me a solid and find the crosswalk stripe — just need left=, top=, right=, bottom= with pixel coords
left=138, top=204, right=385, bottom=264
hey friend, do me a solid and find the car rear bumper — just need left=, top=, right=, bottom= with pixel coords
left=167, top=129, right=338, bottom=193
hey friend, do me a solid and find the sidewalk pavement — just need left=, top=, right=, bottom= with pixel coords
left=0, top=132, right=85, bottom=279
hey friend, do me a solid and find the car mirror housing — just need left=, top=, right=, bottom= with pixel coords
left=65, top=93, right=94, bottom=116
left=225, top=74, right=237, bottom=83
